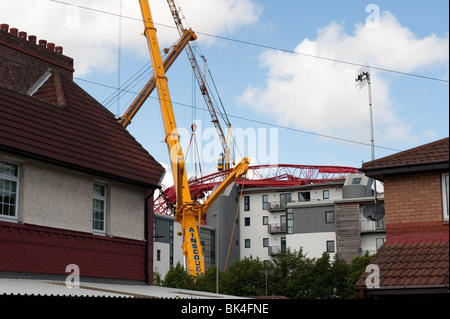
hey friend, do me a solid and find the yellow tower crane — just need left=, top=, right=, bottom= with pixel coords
left=138, top=0, right=249, bottom=276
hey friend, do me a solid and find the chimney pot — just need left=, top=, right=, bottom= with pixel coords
left=38, top=39, right=47, bottom=47
left=47, top=42, right=55, bottom=51
left=0, top=24, right=9, bottom=32
left=55, top=46, right=64, bottom=54
left=28, top=35, right=37, bottom=44
left=10, top=28, right=18, bottom=36
left=19, top=31, right=27, bottom=39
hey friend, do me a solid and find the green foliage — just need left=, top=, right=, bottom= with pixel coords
left=157, top=249, right=373, bottom=299
left=221, top=257, right=268, bottom=297
left=162, top=262, right=195, bottom=290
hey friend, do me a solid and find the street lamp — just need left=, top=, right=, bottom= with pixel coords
left=212, top=212, right=219, bottom=294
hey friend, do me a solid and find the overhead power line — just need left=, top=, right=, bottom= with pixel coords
left=74, top=76, right=403, bottom=152
left=49, top=0, right=449, bottom=83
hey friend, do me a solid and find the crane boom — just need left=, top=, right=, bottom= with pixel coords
left=119, top=29, right=196, bottom=127
left=138, top=0, right=249, bottom=276
left=167, top=0, right=233, bottom=170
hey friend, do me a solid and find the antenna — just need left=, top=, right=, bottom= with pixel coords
left=356, top=64, right=378, bottom=203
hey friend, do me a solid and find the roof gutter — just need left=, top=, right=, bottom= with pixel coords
left=361, top=161, right=449, bottom=181
left=361, top=284, right=449, bottom=297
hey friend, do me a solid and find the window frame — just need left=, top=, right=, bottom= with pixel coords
left=442, top=172, right=449, bottom=221
left=323, top=190, right=330, bottom=200
left=93, top=183, right=107, bottom=235
left=298, top=191, right=311, bottom=202
left=286, top=209, right=294, bottom=234
left=244, top=195, right=250, bottom=211
left=0, top=160, right=20, bottom=222
left=263, top=238, right=269, bottom=247
left=262, top=194, right=269, bottom=210
left=244, top=217, right=251, bottom=226
left=280, top=193, right=292, bottom=208
left=245, top=239, right=251, bottom=248
left=326, top=240, right=335, bottom=253
left=325, top=211, right=334, bottom=224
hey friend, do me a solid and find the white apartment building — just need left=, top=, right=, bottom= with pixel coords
left=238, top=174, right=386, bottom=263
left=153, top=174, right=386, bottom=277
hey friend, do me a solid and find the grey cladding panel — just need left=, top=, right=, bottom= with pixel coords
left=292, top=205, right=335, bottom=233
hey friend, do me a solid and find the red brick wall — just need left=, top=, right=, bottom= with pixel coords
left=0, top=221, right=147, bottom=281
left=383, top=171, right=448, bottom=239
left=0, top=24, right=73, bottom=94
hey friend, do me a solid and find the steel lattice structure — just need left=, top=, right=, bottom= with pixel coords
left=154, top=164, right=360, bottom=216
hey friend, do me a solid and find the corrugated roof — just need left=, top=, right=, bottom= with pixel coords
left=0, top=278, right=245, bottom=299
left=0, top=73, right=165, bottom=188
left=356, top=240, right=449, bottom=293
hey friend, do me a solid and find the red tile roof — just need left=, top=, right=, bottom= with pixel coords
left=0, top=73, right=165, bottom=188
left=361, top=137, right=449, bottom=171
left=356, top=240, right=449, bottom=294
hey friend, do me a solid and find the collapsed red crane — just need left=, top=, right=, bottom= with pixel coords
left=154, top=164, right=360, bottom=216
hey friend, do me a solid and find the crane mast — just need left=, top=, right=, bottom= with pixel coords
left=138, top=0, right=249, bottom=276
left=167, top=0, right=234, bottom=171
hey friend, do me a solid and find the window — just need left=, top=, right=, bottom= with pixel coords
left=244, top=217, right=251, bottom=226
left=286, top=209, right=294, bottom=234
left=352, top=177, right=362, bottom=185
left=156, top=249, right=161, bottom=261
left=93, top=183, right=106, bottom=234
left=298, top=191, right=310, bottom=202
left=323, top=190, right=329, bottom=200
left=245, top=239, right=251, bottom=248
left=244, top=196, right=250, bottom=211
left=0, top=161, right=19, bottom=221
left=262, top=195, right=269, bottom=210
left=262, top=216, right=268, bottom=225
left=263, top=238, right=269, bottom=247
left=325, top=211, right=334, bottom=223
left=280, top=193, right=292, bottom=208
left=376, top=238, right=386, bottom=250
left=326, top=240, right=335, bottom=253
left=442, top=172, right=449, bottom=221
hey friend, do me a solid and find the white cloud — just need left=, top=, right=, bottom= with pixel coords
left=237, top=11, right=449, bottom=146
left=1, top=0, right=261, bottom=76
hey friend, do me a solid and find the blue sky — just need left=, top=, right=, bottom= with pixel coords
left=1, top=0, right=448, bottom=186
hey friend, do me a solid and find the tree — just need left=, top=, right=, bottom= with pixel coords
left=344, top=251, right=373, bottom=298
left=221, top=257, right=267, bottom=297
left=162, top=262, right=194, bottom=290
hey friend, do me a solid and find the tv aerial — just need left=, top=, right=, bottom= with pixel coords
left=362, top=203, right=385, bottom=221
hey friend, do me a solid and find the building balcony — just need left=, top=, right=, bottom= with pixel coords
left=268, top=245, right=282, bottom=256
left=268, top=223, right=286, bottom=234
left=267, top=201, right=291, bottom=212
left=360, top=218, right=386, bottom=233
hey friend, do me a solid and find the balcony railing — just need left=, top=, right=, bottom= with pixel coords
left=268, top=223, right=286, bottom=234
left=360, top=218, right=386, bottom=233
left=267, top=201, right=291, bottom=211
left=268, top=245, right=281, bottom=256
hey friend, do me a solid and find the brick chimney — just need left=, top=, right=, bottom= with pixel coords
left=0, top=23, right=74, bottom=94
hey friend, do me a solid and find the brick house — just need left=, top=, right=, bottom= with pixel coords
left=356, top=137, right=449, bottom=298
left=0, top=24, right=165, bottom=283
